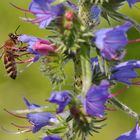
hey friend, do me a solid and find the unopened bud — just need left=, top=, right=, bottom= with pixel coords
left=65, top=11, right=74, bottom=21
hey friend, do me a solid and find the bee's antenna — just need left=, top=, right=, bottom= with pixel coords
left=15, top=25, right=21, bottom=35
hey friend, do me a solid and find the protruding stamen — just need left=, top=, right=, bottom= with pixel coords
left=105, top=107, right=117, bottom=111
left=109, top=86, right=129, bottom=98
left=4, top=108, right=27, bottom=119
left=11, top=123, right=32, bottom=129
left=10, top=3, right=50, bottom=14
left=0, top=126, right=31, bottom=134
left=16, top=58, right=33, bottom=64
left=128, top=38, right=140, bottom=43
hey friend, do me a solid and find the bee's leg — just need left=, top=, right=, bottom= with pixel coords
left=0, top=46, right=4, bottom=50
left=10, top=46, right=27, bottom=52
left=18, top=45, right=28, bottom=52
left=16, top=57, right=34, bottom=64
left=0, top=51, right=4, bottom=59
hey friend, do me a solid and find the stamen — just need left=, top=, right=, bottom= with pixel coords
left=4, top=108, right=27, bottom=119
left=30, top=16, right=51, bottom=24
left=105, top=107, right=117, bottom=111
left=131, top=81, right=140, bottom=85
left=10, top=3, right=51, bottom=14
left=128, top=38, right=140, bottom=43
left=0, top=126, right=31, bottom=134
left=16, top=58, right=33, bottom=64
left=105, top=38, right=140, bottom=44
left=11, top=123, right=33, bottom=129
left=109, top=86, right=129, bottom=98
left=10, top=3, right=32, bottom=13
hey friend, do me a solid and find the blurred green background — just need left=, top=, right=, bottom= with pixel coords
left=0, top=1, right=140, bottom=140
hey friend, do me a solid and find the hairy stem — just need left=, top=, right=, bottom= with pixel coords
left=80, top=45, right=92, bottom=96
left=110, top=97, right=139, bottom=121
left=73, top=51, right=83, bottom=94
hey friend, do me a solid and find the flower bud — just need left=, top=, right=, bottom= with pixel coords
left=64, top=22, right=73, bottom=30
left=33, top=40, right=56, bottom=55
left=65, top=11, right=75, bottom=21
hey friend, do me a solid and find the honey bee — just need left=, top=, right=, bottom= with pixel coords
left=1, top=26, right=27, bottom=79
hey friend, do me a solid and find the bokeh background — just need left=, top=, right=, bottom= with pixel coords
left=0, top=1, right=140, bottom=140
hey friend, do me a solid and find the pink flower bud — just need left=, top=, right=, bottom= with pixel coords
left=65, top=11, right=74, bottom=21
left=33, top=40, right=56, bottom=55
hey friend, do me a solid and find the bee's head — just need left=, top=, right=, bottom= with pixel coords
left=8, top=33, right=18, bottom=41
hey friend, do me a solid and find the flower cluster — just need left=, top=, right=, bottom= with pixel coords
left=3, top=0, right=140, bottom=140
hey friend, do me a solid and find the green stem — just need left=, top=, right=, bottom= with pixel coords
left=73, top=51, right=82, bottom=94
left=80, top=45, right=92, bottom=96
left=110, top=97, right=139, bottom=121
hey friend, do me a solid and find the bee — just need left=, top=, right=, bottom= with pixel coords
left=1, top=26, right=27, bottom=79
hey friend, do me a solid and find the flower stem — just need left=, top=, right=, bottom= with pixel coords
left=80, top=45, right=92, bottom=96
left=73, top=51, right=82, bottom=94
left=110, top=97, right=139, bottom=121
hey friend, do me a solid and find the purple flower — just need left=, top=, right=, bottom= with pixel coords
left=12, top=0, right=65, bottom=28
left=18, top=34, right=56, bottom=62
left=43, top=135, right=62, bottom=140
left=5, top=97, right=57, bottom=133
left=84, top=80, right=110, bottom=118
left=23, top=97, right=57, bottom=133
left=116, top=122, right=140, bottom=140
left=91, top=57, right=140, bottom=85
left=111, top=60, right=140, bottom=85
left=127, top=0, right=140, bottom=8
left=94, top=22, right=132, bottom=60
left=48, top=91, right=71, bottom=113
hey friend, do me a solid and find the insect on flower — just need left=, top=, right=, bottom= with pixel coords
left=0, top=26, right=27, bottom=79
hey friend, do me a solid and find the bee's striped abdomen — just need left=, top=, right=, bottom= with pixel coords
left=4, top=53, right=17, bottom=79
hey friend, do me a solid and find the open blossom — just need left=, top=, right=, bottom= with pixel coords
left=111, top=60, right=140, bottom=85
left=22, top=0, right=64, bottom=28
left=12, top=0, right=77, bottom=28
left=127, top=0, right=140, bottom=8
left=43, top=135, right=62, bottom=140
left=83, top=80, right=110, bottom=118
left=23, top=97, right=57, bottom=133
left=48, top=91, right=71, bottom=113
left=116, top=122, right=140, bottom=140
left=18, top=34, right=56, bottom=62
left=91, top=57, right=140, bottom=85
left=93, top=22, right=132, bottom=60
left=6, top=97, right=57, bottom=133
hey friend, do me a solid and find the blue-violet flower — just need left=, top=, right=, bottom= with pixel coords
left=20, top=0, right=65, bottom=28
left=84, top=80, right=110, bottom=118
left=127, top=0, right=140, bottom=8
left=43, top=135, right=62, bottom=140
left=94, top=22, right=132, bottom=60
left=116, top=122, right=140, bottom=140
left=48, top=91, right=71, bottom=113
left=23, top=97, right=57, bottom=133
left=111, top=60, right=140, bottom=85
